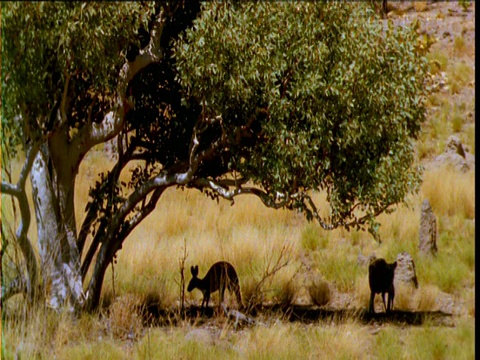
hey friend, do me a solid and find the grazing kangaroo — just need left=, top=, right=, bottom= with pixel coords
left=187, top=261, right=243, bottom=312
left=368, top=258, right=397, bottom=313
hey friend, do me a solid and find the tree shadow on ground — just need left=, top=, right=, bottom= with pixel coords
left=280, top=305, right=454, bottom=326
left=145, top=303, right=455, bottom=327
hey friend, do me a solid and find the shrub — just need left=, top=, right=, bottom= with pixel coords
left=308, top=277, right=331, bottom=307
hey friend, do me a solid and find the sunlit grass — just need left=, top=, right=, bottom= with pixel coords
left=426, top=48, right=448, bottom=75
left=404, top=319, right=475, bottom=360
left=3, top=165, right=475, bottom=358
left=453, top=35, right=468, bottom=56
left=448, top=61, right=474, bottom=94
left=421, top=166, right=475, bottom=219
left=4, top=129, right=475, bottom=360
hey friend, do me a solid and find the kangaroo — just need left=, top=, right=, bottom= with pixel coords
left=368, top=258, right=397, bottom=313
left=187, top=261, right=243, bottom=312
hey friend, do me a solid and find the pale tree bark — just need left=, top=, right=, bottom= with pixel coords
left=30, top=144, right=85, bottom=311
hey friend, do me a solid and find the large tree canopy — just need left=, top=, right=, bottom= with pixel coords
left=1, top=1, right=428, bottom=312
left=173, top=2, right=427, bottom=231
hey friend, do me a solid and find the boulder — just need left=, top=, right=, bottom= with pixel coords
left=419, top=199, right=438, bottom=255
left=394, top=251, right=419, bottom=288
left=433, top=135, right=475, bottom=172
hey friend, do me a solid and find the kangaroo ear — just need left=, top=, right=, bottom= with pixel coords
left=392, top=261, right=397, bottom=269
left=191, top=265, right=199, bottom=276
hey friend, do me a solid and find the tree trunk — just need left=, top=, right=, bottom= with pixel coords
left=31, top=145, right=84, bottom=311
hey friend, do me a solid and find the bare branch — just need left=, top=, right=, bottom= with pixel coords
left=245, top=242, right=293, bottom=311
left=78, top=143, right=136, bottom=254
left=191, top=177, right=294, bottom=209
left=303, top=194, right=339, bottom=231
left=215, top=177, right=249, bottom=188
left=117, top=188, right=164, bottom=241
left=1, top=182, right=18, bottom=196
left=120, top=9, right=165, bottom=89
left=191, top=176, right=385, bottom=232
left=1, top=142, right=40, bottom=196
left=1, top=142, right=40, bottom=302
left=188, top=114, right=226, bottom=168
left=302, top=193, right=391, bottom=232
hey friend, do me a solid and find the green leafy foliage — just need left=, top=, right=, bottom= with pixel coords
left=174, top=2, right=429, bottom=232
left=1, top=2, right=154, bottom=154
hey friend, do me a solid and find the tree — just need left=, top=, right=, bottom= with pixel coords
left=1, top=1, right=428, bottom=312
left=173, top=2, right=428, bottom=231
left=1, top=1, right=166, bottom=311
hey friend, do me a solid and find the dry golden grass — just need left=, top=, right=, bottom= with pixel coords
left=2, top=7, right=475, bottom=358
left=411, top=284, right=442, bottom=312
left=449, top=60, right=474, bottom=94
left=421, top=166, right=475, bottom=219
left=453, top=36, right=468, bottom=56
left=107, top=293, right=144, bottom=340
left=3, top=148, right=474, bottom=359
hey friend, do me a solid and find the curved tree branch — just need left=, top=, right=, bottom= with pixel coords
left=190, top=176, right=390, bottom=233
left=1, top=143, right=40, bottom=302
left=76, top=9, right=167, bottom=154
left=78, top=141, right=136, bottom=255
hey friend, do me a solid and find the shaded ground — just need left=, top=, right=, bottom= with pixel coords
left=144, top=303, right=455, bottom=328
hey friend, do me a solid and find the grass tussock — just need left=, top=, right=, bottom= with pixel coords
left=405, top=320, right=475, bottom=360
left=448, top=61, right=474, bottom=94
left=427, top=48, right=449, bottom=75
left=413, top=1, right=428, bottom=12
left=107, top=294, right=145, bottom=340
left=453, top=35, right=468, bottom=56
left=312, top=248, right=361, bottom=293
left=55, top=341, right=128, bottom=360
left=308, top=276, right=332, bottom=307
left=411, top=284, right=442, bottom=312
left=2, top=302, right=104, bottom=360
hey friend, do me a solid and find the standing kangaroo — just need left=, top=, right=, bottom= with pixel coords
left=368, top=258, right=397, bottom=313
left=187, top=261, right=243, bottom=312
